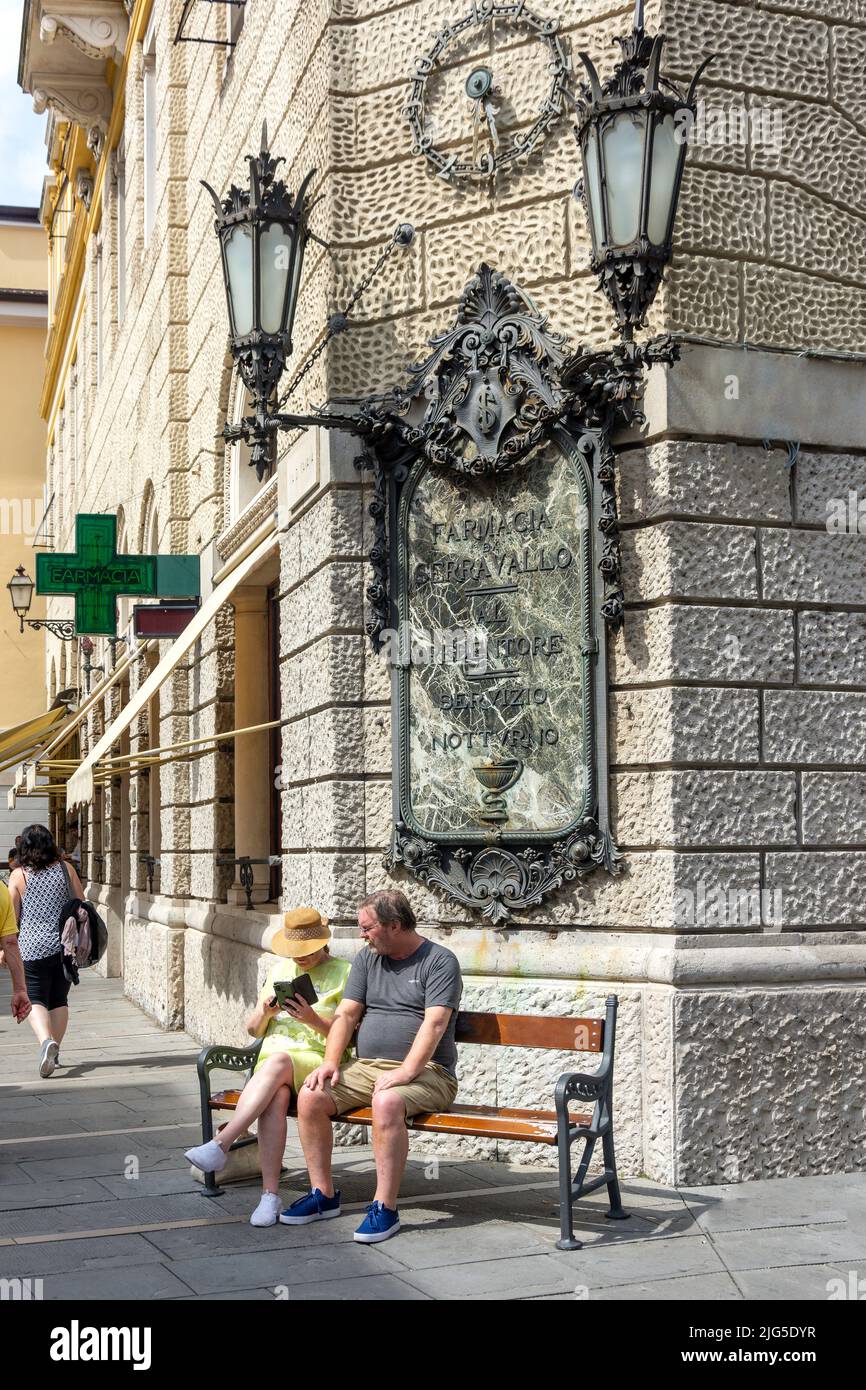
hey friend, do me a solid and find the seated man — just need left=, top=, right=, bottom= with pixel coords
left=282, top=888, right=462, bottom=1243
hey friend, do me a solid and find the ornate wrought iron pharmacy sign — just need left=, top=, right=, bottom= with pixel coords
left=358, top=266, right=677, bottom=922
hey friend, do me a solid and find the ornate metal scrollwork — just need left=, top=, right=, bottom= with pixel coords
left=357, top=266, right=674, bottom=921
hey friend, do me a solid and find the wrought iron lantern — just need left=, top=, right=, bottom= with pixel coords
left=205, top=124, right=414, bottom=480
left=574, top=0, right=713, bottom=338
left=203, top=123, right=316, bottom=479
left=6, top=565, right=75, bottom=639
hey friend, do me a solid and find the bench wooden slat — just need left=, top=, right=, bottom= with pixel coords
left=208, top=1091, right=592, bottom=1143
left=454, top=1012, right=603, bottom=1052
left=340, top=1103, right=591, bottom=1145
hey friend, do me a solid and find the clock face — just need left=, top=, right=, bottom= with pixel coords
left=403, top=2, right=572, bottom=181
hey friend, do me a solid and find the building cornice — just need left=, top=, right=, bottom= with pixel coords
left=37, top=0, right=153, bottom=420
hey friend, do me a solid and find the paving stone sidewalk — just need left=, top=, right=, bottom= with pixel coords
left=1, top=970, right=864, bottom=1301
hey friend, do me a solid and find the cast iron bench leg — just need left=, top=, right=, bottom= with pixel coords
left=603, top=1125, right=629, bottom=1221
left=556, top=1111, right=583, bottom=1251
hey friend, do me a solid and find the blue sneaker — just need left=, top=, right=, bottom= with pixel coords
left=354, top=1200, right=400, bottom=1243
left=279, top=1188, right=341, bottom=1225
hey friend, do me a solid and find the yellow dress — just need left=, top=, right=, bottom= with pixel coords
left=253, top=955, right=352, bottom=1088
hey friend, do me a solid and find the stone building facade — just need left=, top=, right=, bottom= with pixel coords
left=18, top=0, right=866, bottom=1184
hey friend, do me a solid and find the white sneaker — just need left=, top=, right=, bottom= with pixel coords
left=39, top=1040, right=59, bottom=1079
left=250, top=1191, right=283, bottom=1227
left=184, top=1138, right=228, bottom=1173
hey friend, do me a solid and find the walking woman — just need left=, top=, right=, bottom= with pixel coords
left=9, top=823, right=84, bottom=1078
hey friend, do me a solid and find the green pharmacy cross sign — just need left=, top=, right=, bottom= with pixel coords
left=36, top=514, right=200, bottom=636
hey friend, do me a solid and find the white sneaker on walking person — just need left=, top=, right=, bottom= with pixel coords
left=38, top=1039, right=59, bottom=1078
left=249, top=1191, right=283, bottom=1227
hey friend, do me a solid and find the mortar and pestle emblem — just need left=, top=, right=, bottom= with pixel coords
left=472, top=758, right=524, bottom=823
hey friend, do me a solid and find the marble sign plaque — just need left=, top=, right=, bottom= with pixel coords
left=395, top=437, right=594, bottom=843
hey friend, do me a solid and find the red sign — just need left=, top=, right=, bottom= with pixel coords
left=133, top=601, right=199, bottom=639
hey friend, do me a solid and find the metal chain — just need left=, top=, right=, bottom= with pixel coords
left=274, top=225, right=413, bottom=412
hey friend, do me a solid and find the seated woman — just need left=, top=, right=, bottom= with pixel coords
left=185, top=907, right=351, bottom=1227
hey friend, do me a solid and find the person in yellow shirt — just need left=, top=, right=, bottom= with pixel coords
left=0, top=878, right=31, bottom=1022
left=184, top=908, right=351, bottom=1226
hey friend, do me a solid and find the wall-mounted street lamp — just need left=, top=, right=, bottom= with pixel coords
left=204, top=123, right=414, bottom=479
left=7, top=566, right=75, bottom=640
left=574, top=0, right=714, bottom=338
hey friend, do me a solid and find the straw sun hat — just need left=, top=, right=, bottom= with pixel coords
left=271, top=906, right=331, bottom=959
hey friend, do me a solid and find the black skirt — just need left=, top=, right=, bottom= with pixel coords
left=23, top=952, right=70, bottom=1011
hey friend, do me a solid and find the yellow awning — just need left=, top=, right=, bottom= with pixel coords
left=0, top=707, right=70, bottom=773
left=67, top=529, right=278, bottom=808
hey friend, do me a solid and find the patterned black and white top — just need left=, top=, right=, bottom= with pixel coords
left=18, top=862, right=70, bottom=962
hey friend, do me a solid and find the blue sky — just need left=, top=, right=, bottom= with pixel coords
left=0, top=0, right=49, bottom=209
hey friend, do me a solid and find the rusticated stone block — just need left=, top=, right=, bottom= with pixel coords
left=611, top=606, right=795, bottom=686
left=643, top=987, right=674, bottom=1182
left=328, top=306, right=444, bottom=399
left=426, top=201, right=568, bottom=307
left=326, top=155, right=491, bottom=247
left=309, top=851, right=367, bottom=918
left=521, top=274, right=612, bottom=344
left=280, top=635, right=365, bottom=721
left=798, top=611, right=866, bottom=686
left=768, top=182, right=866, bottom=285
left=764, top=690, right=866, bottom=764
left=676, top=166, right=766, bottom=259
left=122, top=918, right=185, bottom=1030
left=795, top=451, right=866, bottom=528
left=744, top=264, right=866, bottom=354
left=328, top=238, right=424, bottom=324
left=620, top=521, right=758, bottom=603
left=758, top=2, right=866, bottom=19
left=305, top=705, right=390, bottom=780
left=612, top=687, right=760, bottom=765
left=674, top=986, right=866, bottom=1184
left=649, top=254, right=740, bottom=342
left=612, top=770, right=797, bottom=847
left=330, top=0, right=488, bottom=92
left=760, top=528, right=866, bottom=605
left=286, top=780, right=367, bottom=851
left=766, top=851, right=866, bottom=925
left=280, top=562, right=364, bottom=654
left=751, top=97, right=866, bottom=218
left=832, top=21, right=866, bottom=130
left=802, top=773, right=866, bottom=845
left=182, top=924, right=266, bottom=1047
left=618, top=441, right=792, bottom=525
left=364, top=778, right=392, bottom=850
left=663, top=1, right=829, bottom=99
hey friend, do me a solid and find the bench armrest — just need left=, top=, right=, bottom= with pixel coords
left=196, top=1041, right=263, bottom=1090
left=554, top=1064, right=611, bottom=1111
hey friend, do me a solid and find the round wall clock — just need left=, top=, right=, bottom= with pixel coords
left=403, top=1, right=571, bottom=181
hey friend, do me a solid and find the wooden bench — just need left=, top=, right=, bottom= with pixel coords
left=195, top=994, right=627, bottom=1250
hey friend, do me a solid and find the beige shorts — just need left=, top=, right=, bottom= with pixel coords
left=326, top=1057, right=458, bottom=1118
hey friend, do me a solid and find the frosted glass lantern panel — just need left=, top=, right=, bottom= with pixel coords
left=602, top=113, right=645, bottom=246
left=582, top=129, right=604, bottom=247
left=260, top=222, right=292, bottom=334
left=648, top=115, right=682, bottom=245
left=224, top=226, right=254, bottom=337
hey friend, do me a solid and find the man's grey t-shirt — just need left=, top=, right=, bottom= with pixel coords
left=344, top=938, right=462, bottom=1075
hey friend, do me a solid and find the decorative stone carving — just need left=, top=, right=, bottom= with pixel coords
left=87, top=125, right=105, bottom=162
left=31, top=73, right=113, bottom=132
left=39, top=2, right=129, bottom=61
left=75, top=168, right=94, bottom=211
